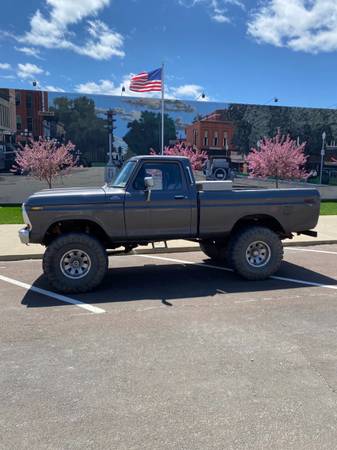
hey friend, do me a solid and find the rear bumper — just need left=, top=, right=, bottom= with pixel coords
left=19, top=227, right=30, bottom=245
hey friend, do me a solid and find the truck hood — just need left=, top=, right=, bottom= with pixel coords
left=25, top=186, right=125, bottom=207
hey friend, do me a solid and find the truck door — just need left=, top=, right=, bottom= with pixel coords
left=125, top=161, right=194, bottom=238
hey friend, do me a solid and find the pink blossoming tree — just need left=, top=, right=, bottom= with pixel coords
left=246, top=133, right=309, bottom=188
left=150, top=143, right=208, bottom=171
left=13, top=138, right=77, bottom=189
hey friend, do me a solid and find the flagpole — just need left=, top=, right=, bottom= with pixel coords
left=161, top=62, right=164, bottom=155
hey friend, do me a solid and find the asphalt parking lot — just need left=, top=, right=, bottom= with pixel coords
left=1, top=245, right=337, bottom=449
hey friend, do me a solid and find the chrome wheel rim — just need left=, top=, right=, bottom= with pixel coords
left=60, top=249, right=91, bottom=279
left=245, top=241, right=271, bottom=268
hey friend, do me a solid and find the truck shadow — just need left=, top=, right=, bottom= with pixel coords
left=21, top=259, right=337, bottom=309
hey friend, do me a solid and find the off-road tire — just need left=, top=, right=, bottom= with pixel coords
left=228, top=226, right=283, bottom=280
left=43, top=233, right=108, bottom=293
left=199, top=240, right=227, bottom=262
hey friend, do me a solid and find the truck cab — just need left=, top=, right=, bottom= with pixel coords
left=110, top=156, right=198, bottom=239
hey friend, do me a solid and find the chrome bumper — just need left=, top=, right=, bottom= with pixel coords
left=19, top=227, right=30, bottom=245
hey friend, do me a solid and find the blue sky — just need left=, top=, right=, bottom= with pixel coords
left=1, top=0, right=337, bottom=108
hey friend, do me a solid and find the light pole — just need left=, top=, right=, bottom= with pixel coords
left=104, top=109, right=116, bottom=184
left=320, top=131, right=326, bottom=184
left=265, top=97, right=279, bottom=105
left=20, top=128, right=32, bottom=144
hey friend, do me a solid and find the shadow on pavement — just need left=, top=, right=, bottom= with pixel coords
left=21, top=259, right=337, bottom=309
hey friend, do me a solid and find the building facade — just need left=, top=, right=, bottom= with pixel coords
left=0, top=89, right=16, bottom=170
left=15, top=90, right=50, bottom=142
left=185, top=110, right=236, bottom=157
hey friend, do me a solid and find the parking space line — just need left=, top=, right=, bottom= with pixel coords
left=137, top=254, right=337, bottom=291
left=138, top=254, right=233, bottom=272
left=285, top=247, right=337, bottom=255
left=0, top=274, right=105, bottom=314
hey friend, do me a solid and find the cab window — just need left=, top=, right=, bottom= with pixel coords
left=133, top=163, right=183, bottom=191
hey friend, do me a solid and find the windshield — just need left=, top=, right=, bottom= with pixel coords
left=110, top=160, right=136, bottom=188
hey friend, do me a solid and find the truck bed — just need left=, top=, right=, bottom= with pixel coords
left=198, top=188, right=320, bottom=238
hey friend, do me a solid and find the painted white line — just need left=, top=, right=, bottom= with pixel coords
left=271, top=275, right=337, bottom=290
left=137, top=254, right=337, bottom=291
left=0, top=274, right=105, bottom=314
left=286, top=247, right=337, bottom=255
left=139, top=254, right=232, bottom=272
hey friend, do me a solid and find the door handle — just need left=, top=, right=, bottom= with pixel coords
left=174, top=195, right=186, bottom=199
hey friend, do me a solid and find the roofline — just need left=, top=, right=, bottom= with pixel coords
left=129, top=155, right=190, bottom=161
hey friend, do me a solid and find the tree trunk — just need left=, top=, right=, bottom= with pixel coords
left=275, top=177, right=279, bottom=188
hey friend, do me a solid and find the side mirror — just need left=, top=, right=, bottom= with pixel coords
left=144, top=176, right=154, bottom=189
left=144, top=176, right=154, bottom=201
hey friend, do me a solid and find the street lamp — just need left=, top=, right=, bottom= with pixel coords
left=320, top=131, right=326, bottom=184
left=265, top=97, right=279, bottom=105
left=104, top=109, right=117, bottom=184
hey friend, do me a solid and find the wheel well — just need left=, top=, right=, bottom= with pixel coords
left=44, top=220, right=110, bottom=246
left=231, top=215, right=285, bottom=237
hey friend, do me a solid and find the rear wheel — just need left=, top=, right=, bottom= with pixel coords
left=199, top=240, right=227, bottom=262
left=228, top=226, right=283, bottom=280
left=43, top=233, right=108, bottom=293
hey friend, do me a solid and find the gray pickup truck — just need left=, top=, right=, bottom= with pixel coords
left=19, top=155, right=320, bottom=293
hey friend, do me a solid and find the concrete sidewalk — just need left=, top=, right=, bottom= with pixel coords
left=1, top=216, right=337, bottom=261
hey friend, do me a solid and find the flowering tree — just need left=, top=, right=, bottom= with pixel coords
left=246, top=133, right=309, bottom=188
left=150, top=143, right=208, bottom=171
left=13, top=138, right=77, bottom=188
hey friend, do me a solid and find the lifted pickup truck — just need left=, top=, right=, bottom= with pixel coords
left=19, top=155, right=320, bottom=293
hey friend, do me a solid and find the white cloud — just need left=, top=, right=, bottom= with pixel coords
left=75, top=76, right=209, bottom=101
left=248, top=0, right=337, bottom=53
left=15, top=0, right=124, bottom=60
left=17, top=63, right=44, bottom=79
left=75, top=79, right=120, bottom=95
left=169, top=84, right=209, bottom=100
left=212, top=13, right=230, bottom=23
left=0, top=63, right=11, bottom=70
left=75, top=74, right=161, bottom=97
left=15, top=46, right=42, bottom=59
left=45, top=85, right=65, bottom=92
left=72, top=20, right=124, bottom=59
left=178, top=0, right=244, bottom=23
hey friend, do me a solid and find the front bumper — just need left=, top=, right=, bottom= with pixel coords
left=19, top=227, right=30, bottom=245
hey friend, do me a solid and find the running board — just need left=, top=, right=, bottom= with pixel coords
left=297, top=230, right=318, bottom=238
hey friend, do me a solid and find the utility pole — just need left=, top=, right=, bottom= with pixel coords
left=104, top=109, right=117, bottom=184
left=320, top=131, right=326, bottom=184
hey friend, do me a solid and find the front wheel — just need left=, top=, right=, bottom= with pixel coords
left=228, top=226, right=283, bottom=280
left=43, top=233, right=108, bottom=293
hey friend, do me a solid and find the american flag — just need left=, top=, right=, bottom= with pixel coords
left=130, top=68, right=163, bottom=92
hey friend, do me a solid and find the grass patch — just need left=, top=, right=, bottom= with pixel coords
left=0, top=200, right=337, bottom=225
left=0, top=205, right=23, bottom=224
left=320, top=201, right=337, bottom=215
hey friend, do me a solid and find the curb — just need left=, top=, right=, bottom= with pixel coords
left=1, top=239, right=337, bottom=261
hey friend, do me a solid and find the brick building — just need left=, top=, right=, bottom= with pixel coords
left=0, top=89, right=16, bottom=136
left=0, top=89, right=16, bottom=170
left=185, top=110, right=236, bottom=157
left=15, top=90, right=50, bottom=142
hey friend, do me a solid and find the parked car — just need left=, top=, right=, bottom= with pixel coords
left=203, top=156, right=234, bottom=181
left=19, top=155, right=320, bottom=293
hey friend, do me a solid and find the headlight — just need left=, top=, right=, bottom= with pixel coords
left=22, top=203, right=32, bottom=229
